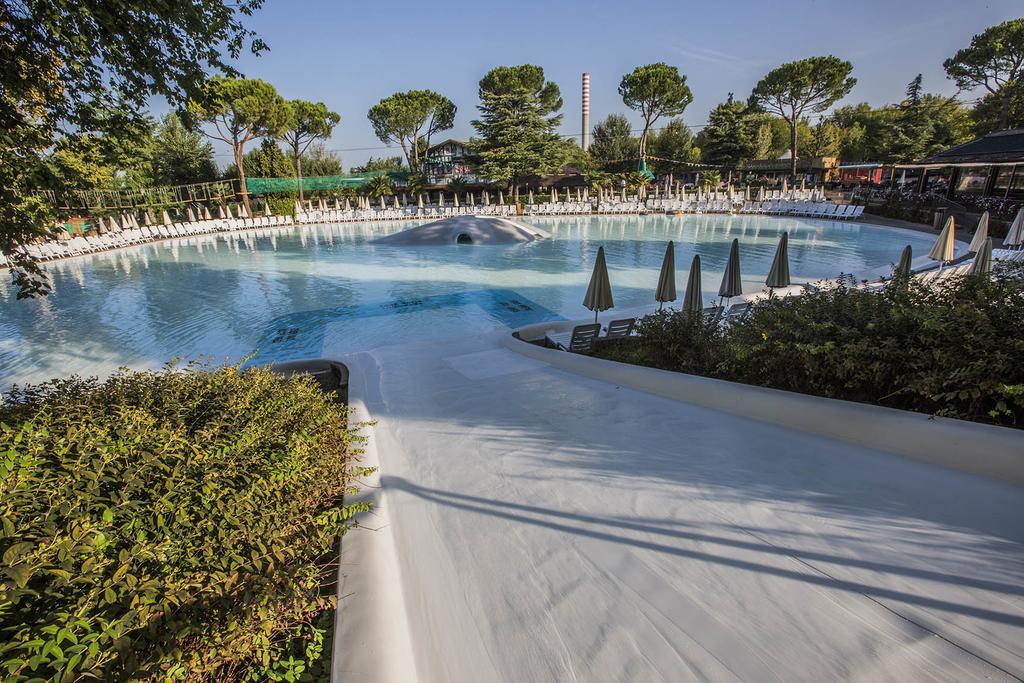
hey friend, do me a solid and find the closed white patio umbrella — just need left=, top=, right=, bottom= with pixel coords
left=969, top=237, right=993, bottom=275
left=162, top=210, right=172, bottom=225
left=483, top=191, right=490, bottom=205
left=894, top=245, right=913, bottom=279
left=969, top=212, right=989, bottom=253
left=204, top=206, right=212, bottom=220
left=528, top=189, right=535, bottom=204
left=264, top=202, right=271, bottom=217
left=393, top=195, right=400, bottom=209
left=655, top=241, right=676, bottom=310
left=416, top=194, right=423, bottom=210
left=1005, top=207, right=1024, bottom=248
left=453, top=192, right=459, bottom=208
left=928, top=215, right=956, bottom=267
left=438, top=192, right=445, bottom=208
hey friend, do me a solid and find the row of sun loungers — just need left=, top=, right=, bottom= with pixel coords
left=739, top=201, right=864, bottom=219
left=8, top=216, right=294, bottom=263
left=525, top=203, right=592, bottom=215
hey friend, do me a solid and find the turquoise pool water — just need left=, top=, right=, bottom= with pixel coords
left=0, top=214, right=936, bottom=388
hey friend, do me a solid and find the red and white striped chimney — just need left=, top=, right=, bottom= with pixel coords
left=581, top=73, right=591, bottom=152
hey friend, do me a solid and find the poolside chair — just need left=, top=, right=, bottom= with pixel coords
left=545, top=323, right=601, bottom=353
left=602, top=318, right=636, bottom=339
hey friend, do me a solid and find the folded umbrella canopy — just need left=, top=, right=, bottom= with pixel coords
left=1005, top=207, right=1024, bottom=248
left=928, top=215, right=956, bottom=265
left=682, top=255, right=703, bottom=312
left=655, top=241, right=677, bottom=310
left=583, top=246, right=614, bottom=323
left=766, top=232, right=791, bottom=288
left=718, top=238, right=743, bottom=304
left=894, top=245, right=913, bottom=279
left=969, top=212, right=989, bottom=253
left=969, top=237, right=993, bottom=275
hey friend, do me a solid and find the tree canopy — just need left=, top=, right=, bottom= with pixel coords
left=151, top=113, right=219, bottom=186
left=189, top=77, right=290, bottom=211
left=367, top=90, right=455, bottom=169
left=699, top=94, right=752, bottom=176
left=749, top=56, right=856, bottom=178
left=470, top=64, right=565, bottom=198
left=279, top=100, right=339, bottom=200
left=944, top=18, right=1024, bottom=130
left=589, top=114, right=639, bottom=173
left=1, top=0, right=266, bottom=296
left=648, top=119, right=701, bottom=175
left=618, top=63, right=692, bottom=160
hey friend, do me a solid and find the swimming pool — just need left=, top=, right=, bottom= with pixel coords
left=0, top=214, right=937, bottom=388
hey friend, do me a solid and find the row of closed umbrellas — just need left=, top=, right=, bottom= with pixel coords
left=583, top=213, right=1006, bottom=322
left=582, top=234, right=792, bottom=322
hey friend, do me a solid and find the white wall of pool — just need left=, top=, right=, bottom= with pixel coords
left=0, top=214, right=939, bottom=389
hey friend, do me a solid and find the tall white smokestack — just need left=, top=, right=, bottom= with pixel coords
left=581, top=73, right=591, bottom=152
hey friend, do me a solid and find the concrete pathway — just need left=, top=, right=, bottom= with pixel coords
left=334, top=329, right=1024, bottom=682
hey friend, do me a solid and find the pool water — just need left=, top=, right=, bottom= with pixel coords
left=0, top=214, right=935, bottom=388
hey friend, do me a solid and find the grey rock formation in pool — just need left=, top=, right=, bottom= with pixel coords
left=370, top=215, right=549, bottom=246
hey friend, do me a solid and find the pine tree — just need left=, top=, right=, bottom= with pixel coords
left=470, top=65, right=564, bottom=200
left=700, top=94, right=753, bottom=180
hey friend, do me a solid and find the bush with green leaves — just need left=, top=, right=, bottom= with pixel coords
left=596, top=267, right=1024, bottom=427
left=0, top=363, right=373, bottom=681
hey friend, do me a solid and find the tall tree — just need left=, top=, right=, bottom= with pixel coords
left=470, top=64, right=564, bottom=200
left=888, top=75, right=973, bottom=162
left=971, top=82, right=1024, bottom=135
left=242, top=138, right=294, bottom=179
left=189, top=77, right=290, bottom=214
left=589, top=114, right=638, bottom=172
left=944, top=19, right=1024, bottom=131
left=699, top=94, right=753, bottom=179
left=151, top=112, right=218, bottom=186
left=367, top=90, right=455, bottom=169
left=648, top=119, right=701, bottom=175
left=749, top=56, right=856, bottom=179
left=278, top=100, right=339, bottom=201
left=1, top=0, right=266, bottom=297
left=804, top=120, right=842, bottom=158
left=618, top=63, right=692, bottom=162
left=293, top=143, right=342, bottom=177
left=351, top=156, right=404, bottom=173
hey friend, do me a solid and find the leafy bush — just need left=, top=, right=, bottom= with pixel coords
left=0, top=363, right=373, bottom=681
left=595, top=268, right=1024, bottom=427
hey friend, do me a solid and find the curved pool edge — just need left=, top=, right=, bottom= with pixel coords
left=503, top=321, right=1024, bottom=486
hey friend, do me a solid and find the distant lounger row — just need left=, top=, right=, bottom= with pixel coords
left=3, top=216, right=294, bottom=266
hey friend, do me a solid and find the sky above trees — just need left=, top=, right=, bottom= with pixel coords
left=190, top=0, right=1023, bottom=168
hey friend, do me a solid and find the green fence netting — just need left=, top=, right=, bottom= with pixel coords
left=246, top=171, right=407, bottom=194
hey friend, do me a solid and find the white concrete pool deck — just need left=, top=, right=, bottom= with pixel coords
left=333, top=325, right=1024, bottom=682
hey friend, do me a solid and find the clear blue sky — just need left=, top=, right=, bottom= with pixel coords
left=203, top=0, right=1022, bottom=169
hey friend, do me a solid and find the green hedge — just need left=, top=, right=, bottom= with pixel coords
left=597, top=264, right=1024, bottom=427
left=0, top=364, right=373, bottom=681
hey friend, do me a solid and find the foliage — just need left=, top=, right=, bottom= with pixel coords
left=699, top=170, right=721, bottom=189
left=829, top=103, right=896, bottom=162
left=351, top=156, right=404, bottom=174
left=888, top=75, right=972, bottom=162
left=151, top=113, right=219, bottom=186
left=698, top=94, right=753, bottom=173
left=648, top=118, right=701, bottom=175
left=804, top=120, right=842, bottom=158
left=0, top=0, right=266, bottom=297
left=364, top=174, right=394, bottom=198
left=971, top=80, right=1024, bottom=135
left=279, top=100, right=340, bottom=201
left=749, top=56, right=856, bottom=177
left=944, top=18, right=1024, bottom=130
left=188, top=77, right=290, bottom=210
left=243, top=138, right=295, bottom=179
left=589, top=114, right=638, bottom=173
left=292, top=143, right=343, bottom=177
left=0, top=362, right=373, bottom=680
left=618, top=63, right=692, bottom=160
left=595, top=273, right=1024, bottom=427
left=404, top=173, right=428, bottom=198
left=367, top=90, right=455, bottom=169
left=470, top=64, right=564, bottom=198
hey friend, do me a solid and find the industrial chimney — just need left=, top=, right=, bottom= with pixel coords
left=581, top=73, right=591, bottom=152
